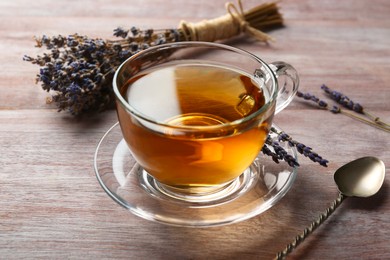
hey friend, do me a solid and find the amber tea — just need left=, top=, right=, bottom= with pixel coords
left=116, top=63, right=273, bottom=188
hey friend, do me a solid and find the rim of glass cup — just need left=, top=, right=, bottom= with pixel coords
left=113, top=41, right=278, bottom=131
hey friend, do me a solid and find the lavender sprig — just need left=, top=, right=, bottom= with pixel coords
left=296, top=91, right=342, bottom=114
left=296, top=91, right=390, bottom=133
left=320, top=84, right=363, bottom=113
left=262, top=137, right=300, bottom=167
left=23, top=28, right=181, bottom=115
left=262, top=126, right=329, bottom=168
left=272, top=127, right=329, bottom=167
left=321, top=84, right=390, bottom=129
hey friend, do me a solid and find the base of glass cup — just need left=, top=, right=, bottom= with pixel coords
left=138, top=167, right=259, bottom=207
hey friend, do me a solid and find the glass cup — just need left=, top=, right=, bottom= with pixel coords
left=113, top=42, right=299, bottom=205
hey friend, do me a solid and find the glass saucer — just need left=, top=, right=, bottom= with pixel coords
left=94, top=122, right=298, bottom=227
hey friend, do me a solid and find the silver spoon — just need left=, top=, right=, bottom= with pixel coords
left=275, top=156, right=386, bottom=259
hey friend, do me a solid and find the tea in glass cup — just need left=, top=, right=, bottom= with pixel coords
left=113, top=42, right=298, bottom=203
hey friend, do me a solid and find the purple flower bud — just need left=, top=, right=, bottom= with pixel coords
left=303, top=93, right=312, bottom=100
left=353, top=103, right=363, bottom=113
left=320, top=159, right=329, bottom=167
left=330, top=105, right=340, bottom=113
left=278, top=133, right=290, bottom=142
left=320, top=84, right=331, bottom=94
left=113, top=27, right=129, bottom=38
left=332, top=91, right=341, bottom=101
left=318, top=100, right=327, bottom=108
left=130, top=26, right=140, bottom=36
left=270, top=128, right=328, bottom=168
left=23, top=55, right=34, bottom=62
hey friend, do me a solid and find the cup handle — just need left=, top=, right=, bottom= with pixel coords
left=269, top=61, right=299, bottom=114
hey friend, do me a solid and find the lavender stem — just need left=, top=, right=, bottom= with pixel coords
left=321, top=84, right=390, bottom=129
left=297, top=91, right=390, bottom=133
left=340, top=110, right=390, bottom=133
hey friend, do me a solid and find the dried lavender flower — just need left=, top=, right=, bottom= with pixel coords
left=297, top=90, right=390, bottom=133
left=262, top=136, right=300, bottom=167
left=261, top=144, right=281, bottom=164
left=272, top=127, right=329, bottom=167
left=296, top=91, right=334, bottom=111
left=321, top=84, right=390, bottom=130
left=321, top=84, right=363, bottom=113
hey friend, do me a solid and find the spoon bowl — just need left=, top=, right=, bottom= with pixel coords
left=334, top=156, right=385, bottom=197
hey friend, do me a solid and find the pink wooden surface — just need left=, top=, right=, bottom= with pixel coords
left=1, top=0, right=389, bottom=259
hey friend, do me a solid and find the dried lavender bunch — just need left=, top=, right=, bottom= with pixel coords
left=321, top=84, right=390, bottom=129
left=23, top=28, right=180, bottom=115
left=296, top=90, right=390, bottom=133
left=272, top=127, right=329, bottom=167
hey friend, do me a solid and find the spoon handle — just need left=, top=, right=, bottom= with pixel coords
left=275, top=193, right=346, bottom=260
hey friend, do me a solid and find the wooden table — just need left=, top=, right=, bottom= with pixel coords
left=1, top=0, right=389, bottom=259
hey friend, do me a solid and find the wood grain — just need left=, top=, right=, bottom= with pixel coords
left=1, top=0, right=389, bottom=259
